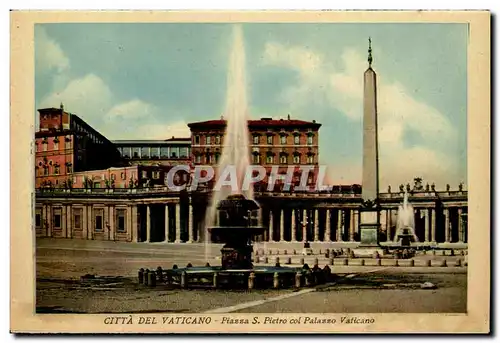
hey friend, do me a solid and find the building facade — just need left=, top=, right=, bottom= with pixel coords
left=188, top=116, right=322, bottom=190
left=35, top=106, right=123, bottom=189
left=112, top=137, right=191, bottom=166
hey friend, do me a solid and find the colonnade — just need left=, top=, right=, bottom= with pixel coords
left=263, top=206, right=467, bottom=244
left=35, top=200, right=468, bottom=244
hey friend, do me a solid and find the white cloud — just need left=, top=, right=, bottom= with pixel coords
left=36, top=29, right=191, bottom=142
left=39, top=73, right=113, bottom=123
left=106, top=99, right=157, bottom=121
left=35, top=27, right=70, bottom=74
left=38, top=73, right=190, bottom=141
left=262, top=42, right=460, bottom=188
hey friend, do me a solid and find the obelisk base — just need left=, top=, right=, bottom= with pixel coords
left=358, top=210, right=380, bottom=247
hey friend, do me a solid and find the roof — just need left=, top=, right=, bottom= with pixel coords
left=188, top=118, right=321, bottom=129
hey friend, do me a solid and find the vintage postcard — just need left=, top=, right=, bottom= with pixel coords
left=10, top=10, right=490, bottom=334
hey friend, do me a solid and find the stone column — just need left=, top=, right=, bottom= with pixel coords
left=146, top=205, right=151, bottom=243
left=131, top=205, right=138, bottom=242
left=164, top=204, right=170, bottom=242
left=269, top=210, right=274, bottom=242
left=313, top=209, right=319, bottom=241
left=324, top=209, right=331, bottom=242
left=82, top=205, right=89, bottom=239
left=291, top=209, right=297, bottom=242
left=354, top=209, right=360, bottom=241
left=87, top=205, right=93, bottom=240
left=458, top=208, right=464, bottom=243
left=386, top=209, right=392, bottom=242
left=349, top=209, right=355, bottom=241
left=41, top=205, right=47, bottom=237
left=336, top=209, right=343, bottom=242
left=47, top=205, right=53, bottom=238
left=302, top=209, right=307, bottom=242
left=175, top=203, right=181, bottom=243
left=126, top=205, right=132, bottom=242
left=280, top=209, right=285, bottom=241
left=444, top=208, right=450, bottom=242
left=188, top=204, right=194, bottom=243
left=431, top=208, right=436, bottom=243
left=61, top=206, right=67, bottom=238
left=109, top=205, right=115, bottom=241
left=67, top=205, right=72, bottom=238
left=424, top=209, right=430, bottom=243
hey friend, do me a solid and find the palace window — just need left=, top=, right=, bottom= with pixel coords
left=215, top=135, right=221, bottom=145
left=170, top=147, right=179, bottom=158
left=195, top=155, right=201, bottom=163
left=53, top=138, right=59, bottom=150
left=253, top=135, right=259, bottom=144
left=65, top=136, right=71, bottom=149
left=266, top=155, right=274, bottom=164
left=160, top=147, right=168, bottom=158
left=111, top=174, right=116, bottom=180
left=206, top=136, right=211, bottom=145
left=253, top=154, right=260, bottom=164
left=43, top=166, right=49, bottom=176
left=215, top=153, right=220, bottom=163
left=267, top=135, right=273, bottom=145
left=180, top=147, right=188, bottom=158
left=121, top=172, right=126, bottom=180
left=141, top=147, right=150, bottom=158
left=73, top=208, right=82, bottom=229
left=54, top=164, right=60, bottom=175
left=43, top=141, right=48, bottom=151
left=151, top=147, right=160, bottom=158
left=152, top=171, right=160, bottom=179
left=293, top=155, right=300, bottom=164
left=307, top=155, right=314, bottom=164
left=194, top=135, right=200, bottom=145
left=132, top=147, right=140, bottom=158
left=206, top=154, right=212, bottom=164
left=280, top=135, right=287, bottom=145
left=116, top=209, right=126, bottom=232
left=142, top=170, right=148, bottom=178
left=280, top=155, right=287, bottom=164
left=294, top=135, right=300, bottom=145
left=307, top=136, right=313, bottom=145
left=94, top=209, right=103, bottom=232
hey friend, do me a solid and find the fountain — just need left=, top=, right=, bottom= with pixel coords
left=136, top=25, right=334, bottom=290
left=393, top=191, right=419, bottom=247
left=208, top=194, right=264, bottom=270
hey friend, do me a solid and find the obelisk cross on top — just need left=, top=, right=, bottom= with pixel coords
left=359, top=37, right=381, bottom=246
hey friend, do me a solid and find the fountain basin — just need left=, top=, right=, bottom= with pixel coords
left=138, top=265, right=335, bottom=290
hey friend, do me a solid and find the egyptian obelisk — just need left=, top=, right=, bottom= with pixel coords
left=359, top=37, right=381, bottom=247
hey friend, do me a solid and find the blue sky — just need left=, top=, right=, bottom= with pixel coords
left=35, top=23, right=468, bottom=188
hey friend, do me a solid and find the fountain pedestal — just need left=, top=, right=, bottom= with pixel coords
left=220, top=245, right=253, bottom=270
left=208, top=194, right=265, bottom=270
left=397, top=227, right=415, bottom=247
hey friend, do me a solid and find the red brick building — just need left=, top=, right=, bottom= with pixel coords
left=187, top=116, right=321, bottom=190
left=34, top=105, right=123, bottom=189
